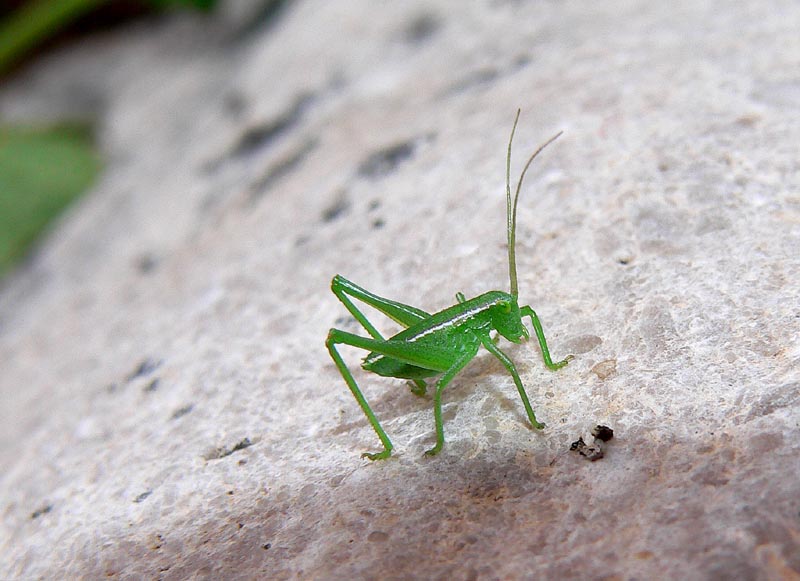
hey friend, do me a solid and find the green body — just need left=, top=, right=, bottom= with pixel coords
left=326, top=111, right=573, bottom=459
left=363, top=291, right=520, bottom=378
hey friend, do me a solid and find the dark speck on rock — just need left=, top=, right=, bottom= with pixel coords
left=229, top=93, right=314, bottom=159
left=135, top=253, right=158, bottom=274
left=357, top=141, right=416, bottom=179
left=126, top=358, right=162, bottom=382
left=403, top=13, right=440, bottom=44
left=591, top=425, right=614, bottom=442
left=204, top=438, right=253, bottom=460
left=322, top=193, right=351, bottom=223
left=250, top=139, right=316, bottom=200
left=170, top=404, right=194, bottom=420
left=570, top=437, right=605, bottom=461
left=31, top=504, right=52, bottom=519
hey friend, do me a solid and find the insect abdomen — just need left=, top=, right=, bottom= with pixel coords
left=362, top=356, right=439, bottom=379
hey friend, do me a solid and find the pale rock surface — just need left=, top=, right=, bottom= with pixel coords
left=1, top=1, right=799, bottom=579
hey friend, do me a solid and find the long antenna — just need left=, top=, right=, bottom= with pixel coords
left=506, top=109, right=562, bottom=298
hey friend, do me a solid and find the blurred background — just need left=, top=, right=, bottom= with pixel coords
left=0, top=0, right=223, bottom=280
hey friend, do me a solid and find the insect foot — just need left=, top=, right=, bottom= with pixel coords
left=361, top=449, right=392, bottom=461
left=424, top=442, right=443, bottom=457
left=551, top=354, right=575, bottom=370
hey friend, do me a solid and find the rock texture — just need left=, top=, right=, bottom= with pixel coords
left=1, top=1, right=799, bottom=579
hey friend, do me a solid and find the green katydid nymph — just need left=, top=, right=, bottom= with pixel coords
left=326, top=110, right=573, bottom=460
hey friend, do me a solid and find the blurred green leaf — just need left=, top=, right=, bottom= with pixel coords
left=0, top=0, right=219, bottom=76
left=0, top=124, right=101, bottom=277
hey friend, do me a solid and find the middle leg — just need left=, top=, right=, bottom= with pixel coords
left=424, top=340, right=480, bottom=456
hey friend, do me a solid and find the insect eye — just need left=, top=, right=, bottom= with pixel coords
left=498, top=301, right=512, bottom=314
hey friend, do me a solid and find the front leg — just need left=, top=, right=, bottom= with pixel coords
left=479, top=335, right=546, bottom=430
left=520, top=305, right=574, bottom=370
